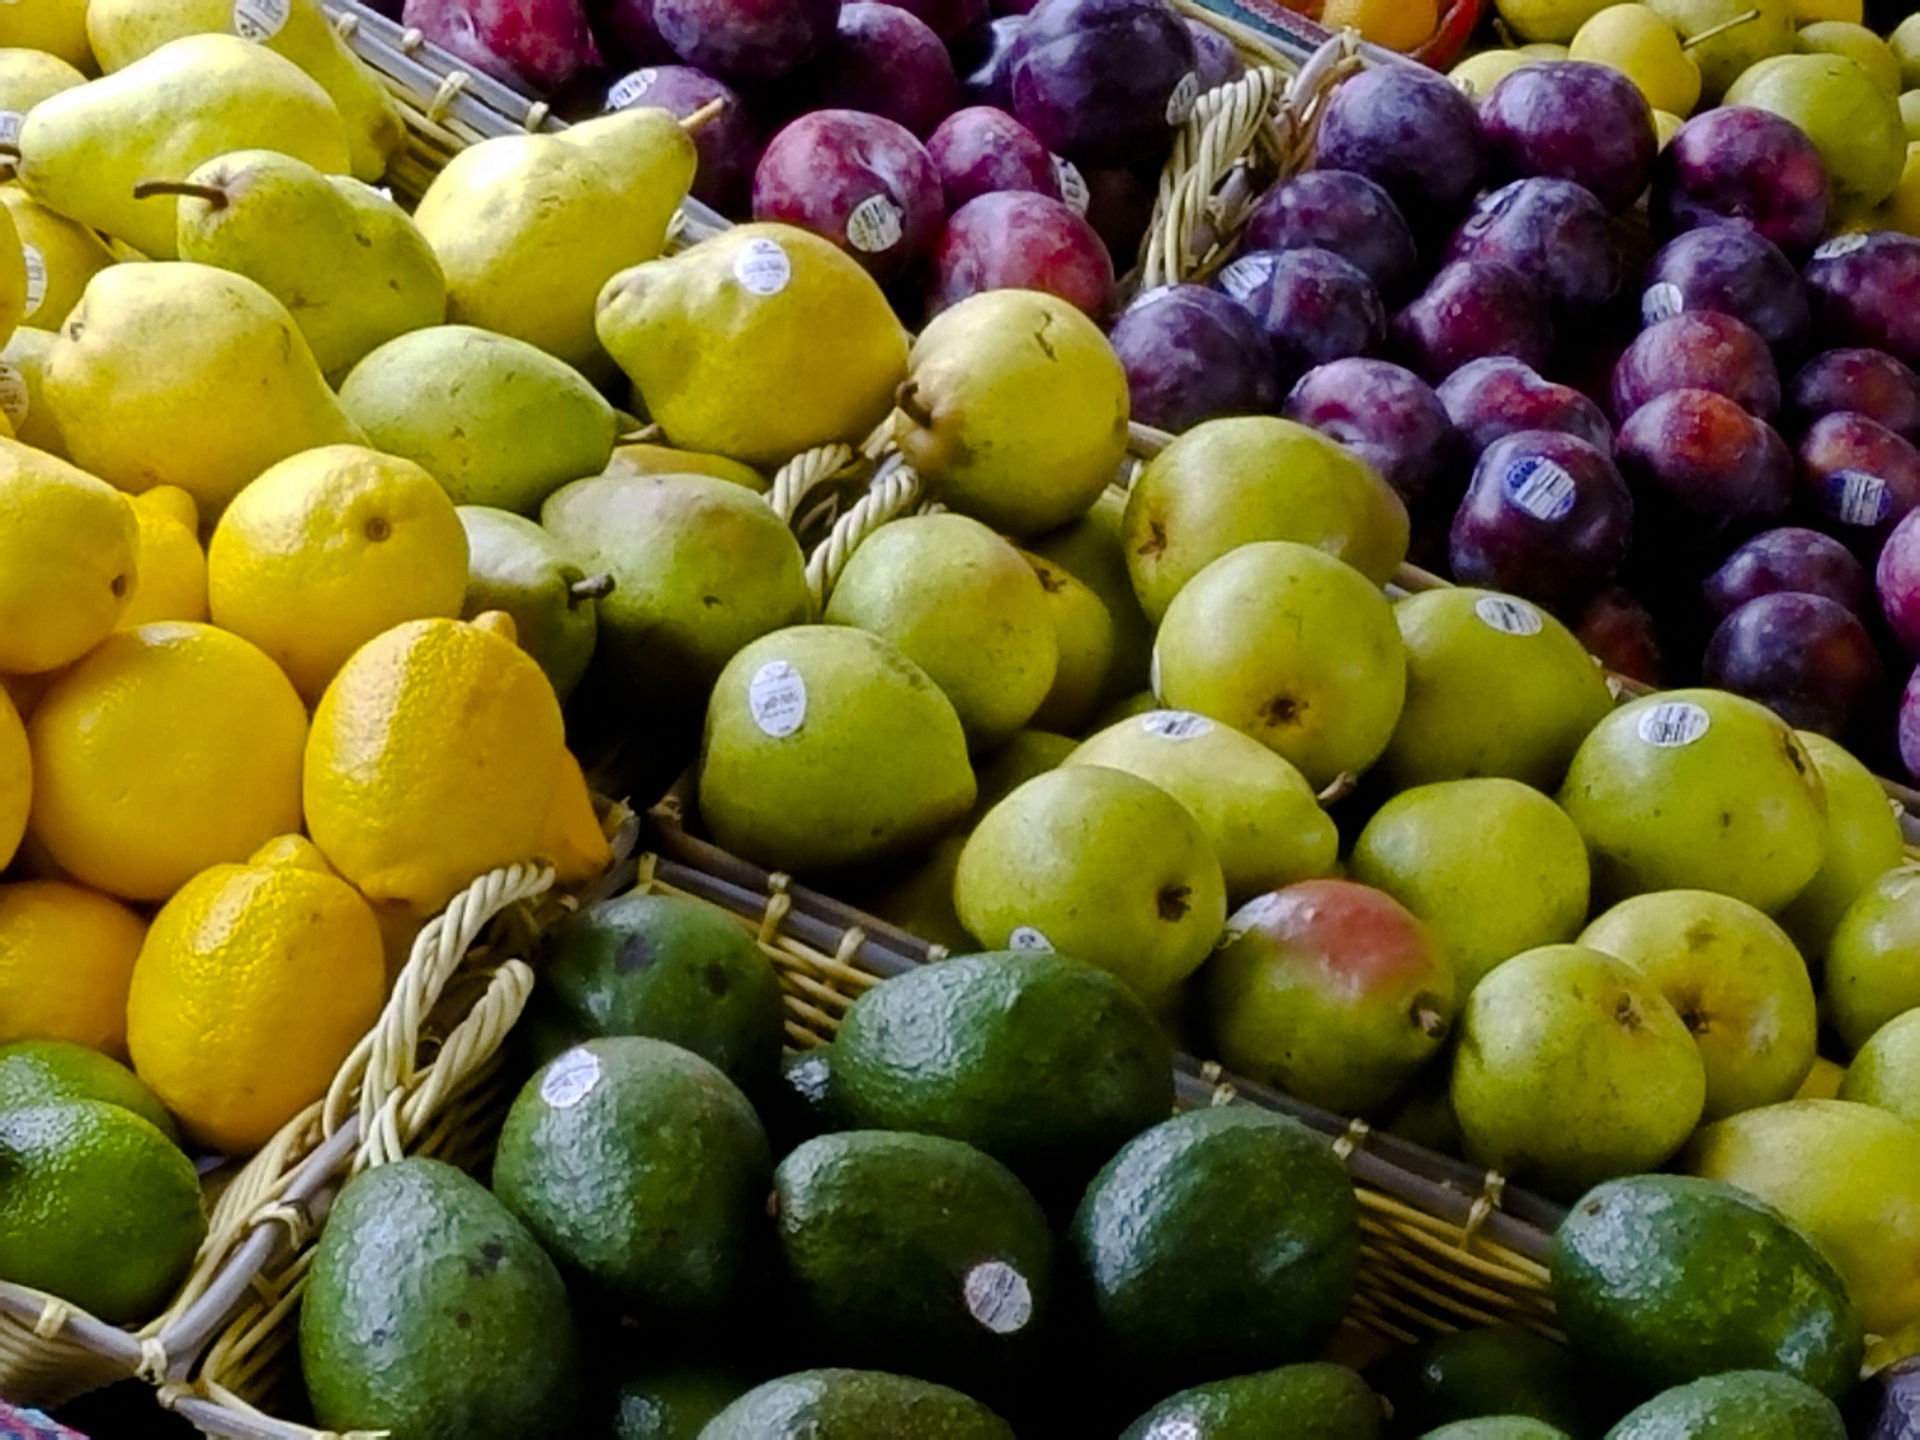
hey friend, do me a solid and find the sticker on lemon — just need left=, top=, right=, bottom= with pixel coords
left=0, top=879, right=147, bottom=1057
left=303, top=613, right=610, bottom=919
left=0, top=436, right=137, bottom=675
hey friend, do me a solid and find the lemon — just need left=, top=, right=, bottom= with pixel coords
left=1571, top=4, right=1702, bottom=115
left=304, top=614, right=611, bottom=918
left=0, top=685, right=25, bottom=872
left=1321, top=0, right=1438, bottom=50
left=0, top=880, right=146, bottom=1057
left=117, top=486, right=207, bottom=630
left=0, top=1039, right=176, bottom=1141
left=1450, top=50, right=1544, bottom=96
left=1797, top=19, right=1901, bottom=94
left=0, top=437, right=136, bottom=675
left=1726, top=53, right=1907, bottom=209
left=209, top=445, right=469, bottom=704
left=127, top=836, right=385, bottom=1154
left=28, top=622, right=308, bottom=902
left=1496, top=0, right=1616, bottom=42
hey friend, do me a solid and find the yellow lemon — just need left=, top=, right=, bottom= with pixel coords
left=1321, top=0, right=1439, bottom=50
left=208, top=445, right=469, bottom=704
left=304, top=614, right=610, bottom=918
left=0, top=686, right=23, bottom=871
left=0, top=880, right=146, bottom=1056
left=0, top=437, right=136, bottom=674
left=126, top=836, right=385, bottom=1154
left=1570, top=4, right=1702, bottom=115
left=117, top=486, right=206, bottom=629
left=28, top=622, right=307, bottom=902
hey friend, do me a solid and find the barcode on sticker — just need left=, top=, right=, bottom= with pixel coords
left=1142, top=710, right=1213, bottom=740
left=1823, top=470, right=1892, bottom=528
left=21, top=245, right=45, bottom=319
left=0, top=363, right=29, bottom=429
left=1216, top=254, right=1275, bottom=301
left=233, top=0, right=291, bottom=41
left=1474, top=595, right=1543, bottom=636
left=748, top=660, right=806, bottom=738
left=963, top=1261, right=1033, bottom=1334
left=1165, top=71, right=1201, bottom=125
left=733, top=237, right=790, bottom=295
left=1052, top=156, right=1090, bottom=215
left=1637, top=701, right=1710, bottom=748
left=541, top=1047, right=601, bottom=1109
left=1008, top=926, right=1053, bottom=952
left=1503, top=456, right=1578, bottom=523
left=0, top=112, right=21, bottom=149
left=1641, top=282, right=1683, bottom=325
left=846, top=194, right=903, bottom=253
left=1814, top=234, right=1869, bottom=261
left=607, top=69, right=658, bottom=110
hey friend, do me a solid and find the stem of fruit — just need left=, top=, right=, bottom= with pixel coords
left=679, top=97, right=726, bottom=135
left=1681, top=8, right=1761, bottom=49
left=1414, top=1002, right=1449, bottom=1040
left=894, top=382, right=934, bottom=432
left=131, top=180, right=229, bottom=209
left=569, top=574, right=616, bottom=605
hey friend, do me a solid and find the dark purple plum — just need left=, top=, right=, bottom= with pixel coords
left=1575, top=586, right=1663, bottom=685
left=1649, top=106, right=1831, bottom=255
left=1805, top=231, right=1920, bottom=371
left=1901, top=669, right=1920, bottom=780
left=753, top=110, right=944, bottom=284
left=1788, top=349, right=1920, bottom=443
left=1080, top=165, right=1151, bottom=259
left=1609, top=311, right=1780, bottom=423
left=927, top=190, right=1113, bottom=315
left=1283, top=358, right=1458, bottom=506
left=587, top=0, right=674, bottom=67
left=1008, top=0, right=1198, bottom=170
left=1216, top=246, right=1385, bottom=392
left=1704, top=592, right=1883, bottom=739
left=1437, top=356, right=1612, bottom=458
left=877, top=0, right=988, bottom=40
left=1704, top=527, right=1872, bottom=620
left=1240, top=169, right=1418, bottom=304
left=1797, top=412, right=1920, bottom=550
left=955, top=15, right=1024, bottom=109
left=654, top=0, right=840, bottom=81
left=402, top=0, right=601, bottom=94
left=1111, top=284, right=1280, bottom=434
left=1443, top=177, right=1622, bottom=318
left=1615, top=388, right=1793, bottom=535
left=1480, top=61, right=1656, bottom=213
left=1312, top=63, right=1487, bottom=237
left=926, top=106, right=1058, bottom=211
left=1390, top=260, right=1554, bottom=384
left=1449, top=429, right=1634, bottom=609
left=1850, top=1352, right=1920, bottom=1438
left=774, top=4, right=958, bottom=138
left=1879, top=508, right=1920, bottom=657
left=606, top=64, right=756, bottom=214
left=1641, top=224, right=1810, bottom=362
left=1186, top=17, right=1243, bottom=90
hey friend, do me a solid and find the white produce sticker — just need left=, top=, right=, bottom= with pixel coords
left=1637, top=701, right=1710, bottom=749
left=607, top=68, right=657, bottom=110
left=0, top=111, right=21, bottom=150
left=1503, top=456, right=1578, bottom=523
left=1007, top=926, right=1054, bottom=953
left=1824, top=469, right=1892, bottom=527
left=1216, top=253, right=1276, bottom=302
left=1052, top=156, right=1090, bottom=215
left=21, top=245, right=44, bottom=319
left=1814, top=233, right=1870, bottom=261
left=748, top=660, right=806, bottom=738
left=0, top=362, right=29, bottom=430
left=963, top=1261, right=1034, bottom=1334
left=846, top=194, right=904, bottom=254
left=541, top=1047, right=601, bottom=1109
left=1165, top=71, right=1201, bottom=125
left=233, top=0, right=291, bottom=42
left=1142, top=710, right=1214, bottom=740
left=1221, top=891, right=1285, bottom=946
left=1143, top=1419, right=1204, bottom=1440
left=1474, top=594, right=1543, bottom=637
left=1641, top=282, right=1683, bottom=325
left=732, top=237, right=791, bottom=296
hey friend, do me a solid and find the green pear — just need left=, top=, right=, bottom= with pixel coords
left=1839, top=1007, right=1920, bottom=1128
left=1153, top=541, right=1406, bottom=788
left=0, top=49, right=85, bottom=118
left=1068, top=710, right=1337, bottom=904
left=150, top=149, right=445, bottom=380
left=1452, top=944, right=1707, bottom=1200
left=1648, top=0, right=1793, bottom=99
left=848, top=832, right=975, bottom=954
left=46, top=261, right=362, bottom=510
left=1351, top=778, right=1590, bottom=995
left=1687, top=1099, right=1920, bottom=1333
left=972, top=729, right=1077, bottom=816
left=1778, top=732, right=1905, bottom=964
left=18, top=34, right=350, bottom=261
left=1898, top=15, right=1920, bottom=90
left=698, top=625, right=976, bottom=877
left=1581, top=891, right=1817, bottom=1121
left=84, top=0, right=406, bottom=183
left=1123, top=416, right=1409, bottom=622
left=823, top=513, right=1057, bottom=751
left=597, top=224, right=908, bottom=469
left=1825, top=867, right=1920, bottom=1053
left=954, top=765, right=1226, bottom=999
left=0, top=325, right=67, bottom=458
left=604, top=443, right=767, bottom=493
left=416, top=109, right=695, bottom=374
left=1557, top=689, right=1828, bottom=913
left=542, top=472, right=811, bottom=717
left=456, top=507, right=606, bottom=702
left=1382, top=587, right=1614, bottom=792
left=1025, top=486, right=1153, bottom=707
left=894, top=288, right=1129, bottom=537
left=339, top=326, right=616, bottom=514
left=1022, top=551, right=1114, bottom=736
left=1797, top=21, right=1901, bottom=95
left=1724, top=52, right=1905, bottom=208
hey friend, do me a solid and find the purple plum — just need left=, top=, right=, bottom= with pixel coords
left=1391, top=259, right=1554, bottom=384
left=1649, top=106, right=1832, bottom=255
left=402, top=0, right=601, bottom=94
left=1704, top=592, right=1883, bottom=739
left=1438, top=356, right=1613, bottom=458
left=605, top=64, right=756, bottom=214
left=877, top=0, right=989, bottom=41
left=1450, top=429, right=1634, bottom=609
left=1788, top=349, right=1920, bottom=443
left=1615, top=388, right=1793, bottom=535
left=1240, top=169, right=1418, bottom=304
left=1284, top=357, right=1459, bottom=506
left=1009, top=0, right=1198, bottom=170
left=926, top=106, right=1059, bottom=211
left=653, top=0, right=841, bottom=81
left=1878, top=508, right=1920, bottom=657
left=773, top=3, right=958, bottom=139
left=1704, top=527, right=1872, bottom=620
left=1312, top=63, right=1487, bottom=237
left=955, top=14, right=1023, bottom=109
left=1797, top=411, right=1920, bottom=550
left=752, top=109, right=944, bottom=283
left=1805, top=231, right=1920, bottom=371
left=1576, top=586, right=1663, bottom=686
left=1481, top=60, right=1656, bottom=213
left=927, top=189, right=1113, bottom=316
left=1111, top=284, right=1281, bottom=434
left=1641, top=223, right=1810, bottom=362
left=1216, top=246, right=1386, bottom=392
left=587, top=0, right=674, bottom=67
left=1186, top=17, right=1243, bottom=90
left=1444, top=176, right=1622, bottom=318
left=1610, top=311, right=1780, bottom=423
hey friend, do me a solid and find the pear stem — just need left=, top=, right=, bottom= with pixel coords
left=894, top=382, right=935, bottom=432
left=1682, top=8, right=1761, bottom=48
left=570, top=574, right=616, bottom=604
left=1316, top=772, right=1358, bottom=807
left=1414, top=1004, right=1449, bottom=1040
left=0, top=143, right=17, bottom=160
left=679, top=97, right=726, bottom=135
left=132, top=180, right=229, bottom=209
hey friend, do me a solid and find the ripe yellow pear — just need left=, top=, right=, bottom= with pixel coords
left=0, top=184, right=112, bottom=333
left=0, top=324, right=65, bottom=457
left=1570, top=4, right=1702, bottom=115
left=0, top=2, right=93, bottom=73
left=0, top=201, right=27, bottom=354
left=0, top=48, right=85, bottom=120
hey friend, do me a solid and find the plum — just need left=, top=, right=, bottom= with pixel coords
left=1438, top=356, right=1613, bottom=459
left=1283, top=358, right=1458, bottom=507
left=1080, top=165, right=1153, bottom=262
left=1216, top=246, right=1385, bottom=392
left=1704, top=527, right=1872, bottom=620
left=1111, top=284, right=1280, bottom=434
left=1240, top=169, right=1418, bottom=304
left=1704, top=592, right=1882, bottom=740
left=1878, top=508, right=1920, bottom=657
left=1481, top=60, right=1657, bottom=213
left=1450, top=429, right=1634, bottom=609
left=925, top=106, right=1058, bottom=211
left=653, top=0, right=841, bottom=81
left=1610, top=311, right=1780, bottom=423
left=774, top=3, right=958, bottom=138
left=402, top=0, right=601, bottom=94
left=926, top=189, right=1112, bottom=316
left=605, top=64, right=756, bottom=214
left=1797, top=411, right=1920, bottom=551
left=1615, top=388, right=1793, bottom=552
left=1650, top=106, right=1830, bottom=255
left=1788, top=349, right=1920, bottom=442
left=752, top=109, right=944, bottom=283
left=1312, top=64, right=1487, bottom=238
left=587, top=0, right=674, bottom=67
left=954, top=14, right=1023, bottom=109
left=1576, top=586, right=1664, bottom=686
left=1641, top=224, right=1810, bottom=363
left=1444, top=177, right=1623, bottom=319
left=1391, top=260, right=1554, bottom=384
left=1008, top=0, right=1198, bottom=170
left=1804, top=231, right=1920, bottom=371
left=1186, top=17, right=1243, bottom=90
left=877, top=0, right=989, bottom=41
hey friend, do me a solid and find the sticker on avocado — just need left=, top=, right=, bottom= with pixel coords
left=1502, top=456, right=1577, bottom=523
left=233, top=0, right=291, bottom=42
left=1640, top=282, right=1683, bottom=325
left=846, top=194, right=904, bottom=254
left=1822, top=470, right=1892, bottom=528
left=1142, top=710, right=1213, bottom=741
left=964, top=1261, right=1034, bottom=1334
left=1052, top=156, right=1090, bottom=215
left=1474, top=594, right=1543, bottom=637
left=541, top=1047, right=601, bottom=1109
left=607, top=69, right=658, bottom=110
left=1814, top=233, right=1870, bottom=262
left=748, top=660, right=806, bottom=738
left=733, top=237, right=791, bottom=296
left=1637, top=701, right=1710, bottom=749
left=1008, top=926, right=1053, bottom=953
left=21, top=245, right=45, bottom=319
left=1165, top=71, right=1201, bottom=126
left=0, top=363, right=29, bottom=430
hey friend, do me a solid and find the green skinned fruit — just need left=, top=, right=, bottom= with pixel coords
left=971, top=728, right=1076, bottom=816
left=603, top=443, right=767, bottom=492
left=456, top=507, right=604, bottom=702
left=1022, top=551, right=1115, bottom=736
left=0, top=49, right=85, bottom=118
left=1604, top=1371, right=1844, bottom=1440
left=0, top=185, right=114, bottom=333
left=1648, top=0, right=1793, bottom=99
left=1119, top=1363, right=1384, bottom=1440
left=1026, top=486, right=1154, bottom=707
left=1839, top=1006, right=1920, bottom=1127
left=1825, top=867, right=1920, bottom=1053
left=702, top=1370, right=1013, bottom=1440
left=1777, top=731, right=1905, bottom=963
left=849, top=832, right=975, bottom=953
left=1724, top=52, right=1905, bottom=208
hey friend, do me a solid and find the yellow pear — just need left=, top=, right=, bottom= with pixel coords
left=0, top=184, right=111, bottom=332
left=0, top=201, right=25, bottom=353
left=0, top=325, right=66, bottom=457
left=0, top=48, right=85, bottom=127
left=46, top=262, right=364, bottom=510
left=17, top=35, right=350, bottom=261
left=1570, top=4, right=1702, bottom=115
left=0, top=2, right=92, bottom=73
left=85, top=0, right=405, bottom=183
left=416, top=108, right=695, bottom=375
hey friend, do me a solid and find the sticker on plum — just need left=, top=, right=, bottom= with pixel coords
left=1052, top=156, right=1090, bottom=216
left=1813, top=234, right=1870, bottom=262
left=0, top=363, right=29, bottom=430
left=748, top=660, right=806, bottom=738
left=233, top=0, right=291, bottom=42
left=1637, top=701, right=1710, bottom=749
left=607, top=69, right=658, bottom=110
left=733, top=237, right=791, bottom=296
left=1502, top=456, right=1577, bottom=523
left=846, top=194, right=904, bottom=254
left=1165, top=71, right=1201, bottom=125
left=1640, top=282, right=1683, bottom=325
left=21, top=245, right=45, bottom=319
left=541, top=1047, right=602, bottom=1109
left=1216, top=254, right=1276, bottom=302
left=1822, top=470, right=1892, bottom=528
left=1474, top=595, right=1543, bottom=636
left=1007, top=926, right=1054, bottom=953
left=964, top=1262, right=1034, bottom=1334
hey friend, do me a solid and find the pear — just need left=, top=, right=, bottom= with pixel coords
left=698, top=625, right=977, bottom=877
left=0, top=325, right=65, bottom=457
left=340, top=326, right=615, bottom=514
left=603, top=443, right=767, bottom=492
left=597, top=223, right=908, bottom=469
left=1152, top=541, right=1407, bottom=789
left=954, top=764, right=1226, bottom=1000
left=1825, top=868, right=1920, bottom=1053
left=0, top=48, right=85, bottom=119
left=0, top=201, right=25, bottom=352
left=542, top=472, right=811, bottom=717
left=1068, top=710, right=1337, bottom=904
left=972, top=728, right=1077, bottom=815
left=46, top=262, right=364, bottom=510
left=1648, top=0, right=1793, bottom=99
left=1557, top=688, right=1828, bottom=913
left=1839, top=1008, right=1920, bottom=1128
left=18, top=35, right=348, bottom=261
left=457, top=508, right=606, bottom=704
left=416, top=108, right=694, bottom=375
left=1022, top=551, right=1114, bottom=735
left=1026, top=486, right=1153, bottom=707
left=147, top=150, right=445, bottom=380
left=0, top=185, right=112, bottom=332
left=1778, top=731, right=1905, bottom=962
left=0, top=3, right=92, bottom=73
left=850, top=832, right=975, bottom=953
left=822, top=513, right=1058, bottom=751
left=1724, top=52, right=1905, bottom=208
left=1124, top=416, right=1410, bottom=623
left=894, top=288, right=1129, bottom=537
left=85, top=0, right=406, bottom=183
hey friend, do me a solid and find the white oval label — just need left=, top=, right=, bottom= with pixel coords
left=233, top=0, right=291, bottom=41
left=1824, top=470, right=1893, bottom=528
left=748, top=660, right=806, bottom=738
left=846, top=194, right=904, bottom=254
left=1813, top=233, right=1870, bottom=261
left=732, top=237, right=791, bottom=296
left=1474, top=594, right=1543, bottom=636
left=1144, top=1419, right=1205, bottom=1440
left=1141, top=710, right=1214, bottom=740
left=541, top=1047, right=601, bottom=1109
left=1637, top=701, right=1710, bottom=749
left=1216, top=253, right=1276, bottom=302
left=21, top=244, right=45, bottom=319
left=1052, top=156, right=1090, bottom=215
left=607, top=68, right=658, bottom=109
left=963, top=1261, right=1034, bottom=1334
left=1503, top=456, right=1578, bottom=523
left=0, top=112, right=21, bottom=150
left=1007, top=926, right=1053, bottom=953
left=1165, top=71, right=1201, bottom=125
left=0, top=362, right=29, bottom=429
left=1641, top=281, right=1683, bottom=325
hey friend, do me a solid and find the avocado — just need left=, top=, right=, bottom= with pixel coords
left=761, top=1047, right=840, bottom=1159
left=772, top=1130, right=1053, bottom=1388
left=610, top=1361, right=756, bottom=1440
left=1424, top=1422, right=1572, bottom=1440
left=697, top=1368, right=1013, bottom=1439
left=1119, top=1362, right=1385, bottom=1439
left=1603, top=1371, right=1846, bottom=1439
left=1551, top=1175, right=1862, bottom=1401
left=1071, top=1106, right=1360, bottom=1386
left=828, top=951, right=1173, bottom=1194
left=531, top=893, right=786, bottom=1091
left=299, top=1157, right=581, bottom=1440
left=492, top=1038, right=771, bottom=1317
left=1368, top=1325, right=1602, bottom=1436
